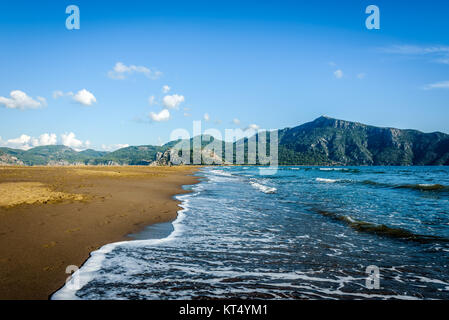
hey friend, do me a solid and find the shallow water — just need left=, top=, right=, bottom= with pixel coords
left=53, top=166, right=449, bottom=300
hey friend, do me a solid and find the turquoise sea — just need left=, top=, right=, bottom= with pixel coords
left=53, top=166, right=449, bottom=299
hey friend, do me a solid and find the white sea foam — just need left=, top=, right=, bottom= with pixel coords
left=51, top=166, right=449, bottom=300
left=250, top=181, right=277, bottom=194
left=316, top=178, right=338, bottom=183
left=51, top=191, right=194, bottom=300
left=209, top=169, right=233, bottom=177
left=415, top=276, right=449, bottom=286
left=417, top=184, right=442, bottom=188
left=319, top=168, right=343, bottom=171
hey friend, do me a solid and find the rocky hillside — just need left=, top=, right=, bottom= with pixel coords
left=277, top=116, right=449, bottom=165
left=1, top=117, right=448, bottom=166
left=0, top=149, right=24, bottom=166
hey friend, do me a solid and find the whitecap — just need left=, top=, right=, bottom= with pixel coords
left=51, top=190, right=195, bottom=300
left=316, top=178, right=338, bottom=183
left=250, top=181, right=277, bottom=194
left=209, top=169, right=233, bottom=177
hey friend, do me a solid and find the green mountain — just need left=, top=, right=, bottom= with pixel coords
left=96, top=145, right=169, bottom=165
left=1, top=116, right=448, bottom=166
left=276, top=116, right=449, bottom=165
left=0, top=145, right=109, bottom=166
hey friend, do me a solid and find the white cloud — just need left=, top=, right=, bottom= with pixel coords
left=423, top=81, right=449, bottom=90
left=108, top=62, right=162, bottom=80
left=36, top=133, right=58, bottom=146
left=162, top=94, right=185, bottom=109
left=232, top=118, right=241, bottom=125
left=0, top=132, right=127, bottom=152
left=0, top=133, right=57, bottom=150
left=383, top=45, right=449, bottom=65
left=101, top=143, right=130, bottom=151
left=162, top=85, right=170, bottom=93
left=183, top=112, right=191, bottom=117
left=53, top=90, right=95, bottom=106
left=203, top=113, right=210, bottom=122
left=0, top=90, right=45, bottom=109
left=37, top=97, right=47, bottom=106
left=357, top=73, right=366, bottom=79
left=3, top=134, right=32, bottom=150
left=72, top=89, right=96, bottom=106
left=334, top=69, right=343, bottom=79
left=435, top=58, right=449, bottom=65
left=149, top=109, right=170, bottom=122
left=245, top=124, right=260, bottom=131
left=61, top=132, right=91, bottom=151
left=52, top=90, right=64, bottom=99
left=383, top=45, right=449, bottom=55
left=148, top=95, right=156, bottom=106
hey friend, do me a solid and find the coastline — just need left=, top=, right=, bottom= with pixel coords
left=0, top=165, right=202, bottom=300
left=50, top=166, right=449, bottom=300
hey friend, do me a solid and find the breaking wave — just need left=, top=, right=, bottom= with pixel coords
left=316, top=178, right=339, bottom=183
left=315, top=177, right=449, bottom=193
left=393, top=184, right=448, bottom=192
left=250, top=180, right=277, bottom=194
left=311, top=208, right=449, bottom=244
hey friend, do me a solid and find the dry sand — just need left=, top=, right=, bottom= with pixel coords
left=0, top=165, right=201, bottom=300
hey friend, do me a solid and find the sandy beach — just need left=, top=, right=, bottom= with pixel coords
left=0, top=165, right=200, bottom=300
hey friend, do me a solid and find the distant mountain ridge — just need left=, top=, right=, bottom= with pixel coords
left=277, top=116, right=449, bottom=165
left=1, top=116, right=448, bottom=166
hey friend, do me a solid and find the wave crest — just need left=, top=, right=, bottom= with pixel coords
left=250, top=181, right=277, bottom=194
left=316, top=178, right=338, bottom=183
left=394, top=184, right=448, bottom=192
left=311, top=208, right=449, bottom=244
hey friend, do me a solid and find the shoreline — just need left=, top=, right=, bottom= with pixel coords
left=0, top=165, right=202, bottom=300
left=51, top=173, right=204, bottom=300
left=50, top=183, right=200, bottom=300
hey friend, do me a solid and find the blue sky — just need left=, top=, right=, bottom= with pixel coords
left=0, top=0, right=448, bottom=150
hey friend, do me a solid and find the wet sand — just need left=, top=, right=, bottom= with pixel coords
left=0, top=166, right=201, bottom=300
